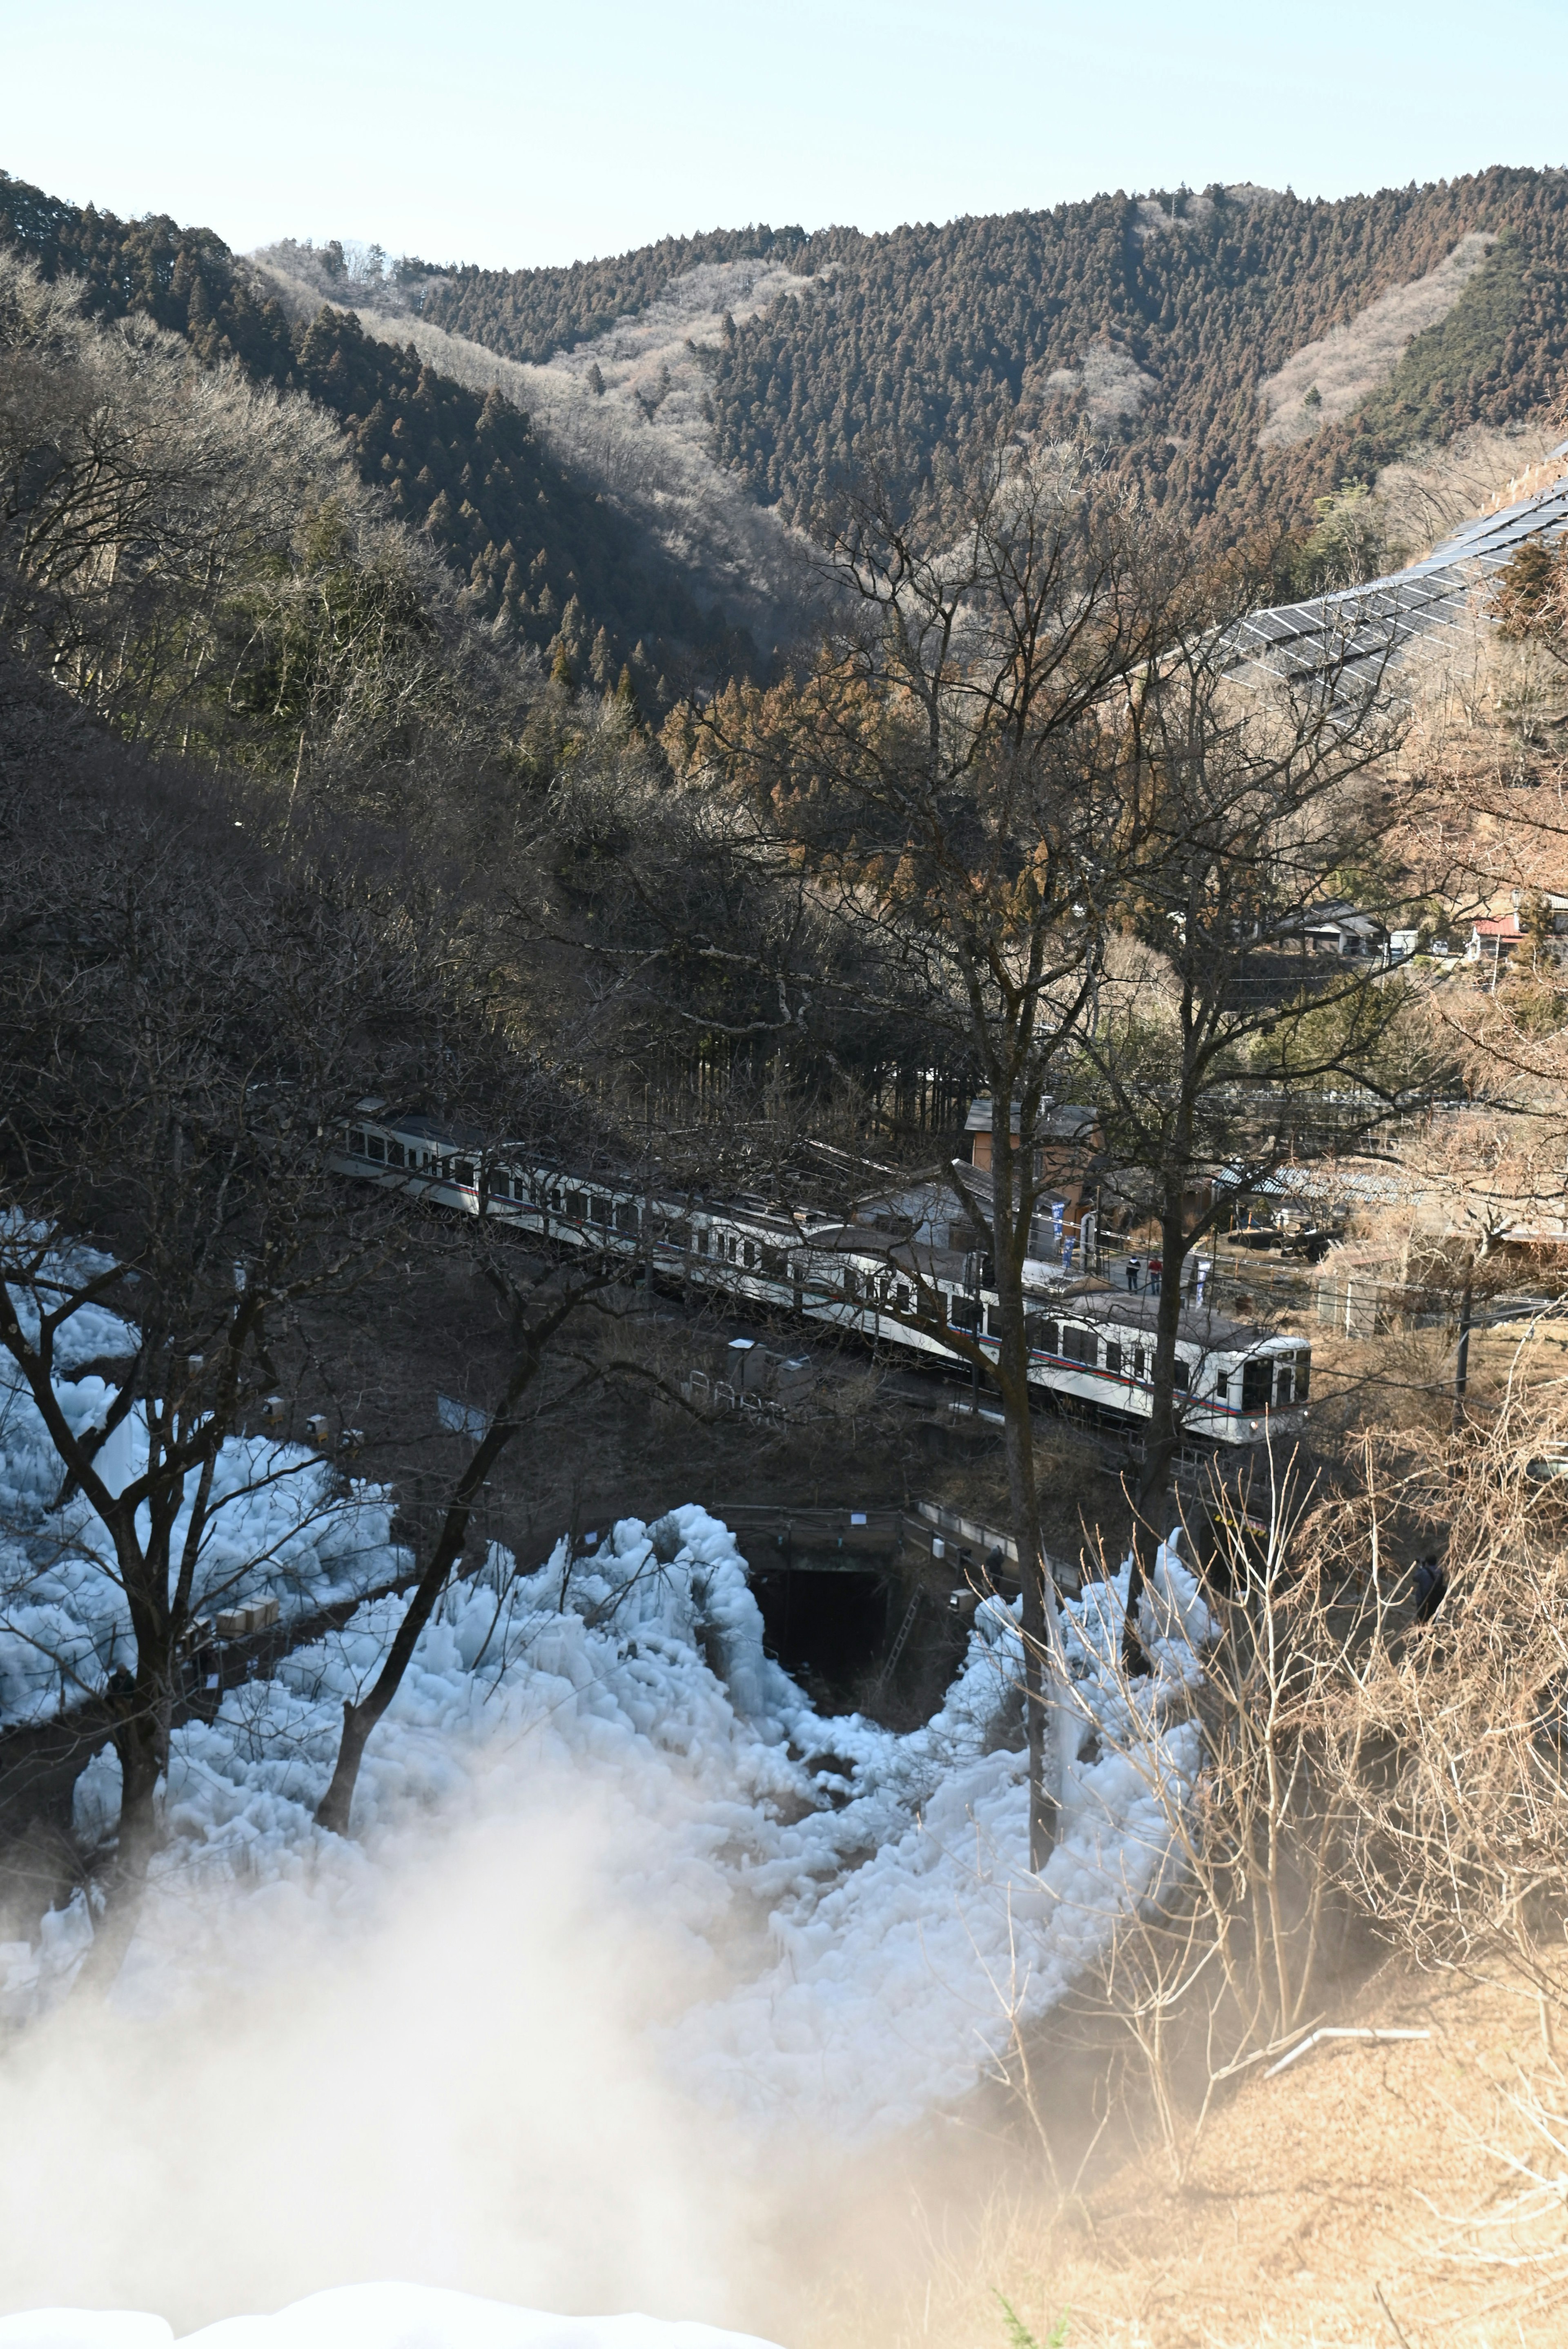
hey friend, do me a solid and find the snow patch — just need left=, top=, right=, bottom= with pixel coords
left=0, top=2286, right=783, bottom=2349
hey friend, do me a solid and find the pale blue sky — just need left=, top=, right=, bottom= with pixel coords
left=5, top=0, right=1566, bottom=271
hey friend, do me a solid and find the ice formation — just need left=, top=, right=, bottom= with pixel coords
left=0, top=1270, right=1207, bottom=2142
left=6, top=1505, right=1201, bottom=2139
left=0, top=2283, right=785, bottom=2349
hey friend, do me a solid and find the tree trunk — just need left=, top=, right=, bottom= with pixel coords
left=986, top=1122, right=1065, bottom=1871
left=999, top=1363, right=1060, bottom=1869
left=314, top=1279, right=592, bottom=1836
left=75, top=1676, right=171, bottom=1993
left=313, top=1349, right=550, bottom=1835
left=315, top=1697, right=382, bottom=1838
left=1125, top=1188, right=1190, bottom=1673
left=314, top=1500, right=470, bottom=1836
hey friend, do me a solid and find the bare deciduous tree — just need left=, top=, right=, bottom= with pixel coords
left=1076, top=627, right=1425, bottom=1653
left=684, top=442, right=1191, bottom=1862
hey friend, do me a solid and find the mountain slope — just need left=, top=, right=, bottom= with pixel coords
left=424, top=221, right=813, bottom=366
left=0, top=169, right=753, bottom=693
left=434, top=169, right=1568, bottom=553
left=12, top=163, right=1568, bottom=671
left=252, top=249, right=809, bottom=657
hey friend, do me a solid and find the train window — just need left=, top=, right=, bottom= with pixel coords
left=1173, top=1358, right=1190, bottom=1392
left=1274, top=1360, right=1293, bottom=1406
left=489, top=1170, right=511, bottom=1200
left=896, top=1282, right=911, bottom=1315
left=590, top=1195, right=610, bottom=1224
left=452, top=1159, right=474, bottom=1187
left=1294, top=1351, right=1310, bottom=1400
left=548, top=1188, right=563, bottom=1212
left=565, top=1190, right=586, bottom=1221
left=348, top=1130, right=367, bottom=1156
left=615, top=1201, right=639, bottom=1234
left=695, top=1228, right=710, bottom=1257
left=366, top=1135, right=386, bottom=1163
left=1133, top=1346, right=1148, bottom=1382
left=1104, top=1341, right=1122, bottom=1376
left=762, top=1247, right=785, bottom=1277
left=1240, top=1358, right=1272, bottom=1413
left=984, top=1302, right=1002, bottom=1338
left=949, top=1294, right=979, bottom=1331
left=1060, top=1326, right=1095, bottom=1365
left=387, top=1141, right=406, bottom=1170
left=843, top=1267, right=860, bottom=1301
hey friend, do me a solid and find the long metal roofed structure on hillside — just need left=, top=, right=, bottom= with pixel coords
left=1229, top=443, right=1568, bottom=695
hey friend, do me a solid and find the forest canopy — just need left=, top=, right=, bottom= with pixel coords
left=433, top=168, right=1568, bottom=551
left=0, top=169, right=753, bottom=692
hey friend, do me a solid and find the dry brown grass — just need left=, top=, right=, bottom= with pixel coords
left=795, top=1387, right=1568, bottom=2349
left=795, top=1971, right=1564, bottom=2349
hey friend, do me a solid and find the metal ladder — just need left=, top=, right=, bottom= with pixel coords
left=877, top=1589, right=923, bottom=1689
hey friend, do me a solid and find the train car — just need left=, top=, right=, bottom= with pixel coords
left=786, top=1228, right=1308, bottom=1444
left=332, top=1109, right=1309, bottom=1449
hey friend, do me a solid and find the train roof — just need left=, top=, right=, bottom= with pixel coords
left=963, top=1098, right=1101, bottom=1139
left=1062, top=1291, right=1294, bottom=1349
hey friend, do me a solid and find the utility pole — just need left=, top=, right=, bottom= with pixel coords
left=968, top=1246, right=981, bottom=1418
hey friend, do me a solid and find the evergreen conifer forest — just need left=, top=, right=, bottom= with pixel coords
left=8, top=162, right=1568, bottom=726
left=426, top=167, right=1568, bottom=545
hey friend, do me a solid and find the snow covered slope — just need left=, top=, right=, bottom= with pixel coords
left=0, top=2284, right=784, bottom=2349
left=9, top=1501, right=1202, bottom=2142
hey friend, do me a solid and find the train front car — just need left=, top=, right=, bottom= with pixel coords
left=1018, top=1290, right=1310, bottom=1448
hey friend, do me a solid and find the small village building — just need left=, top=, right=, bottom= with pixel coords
left=1466, top=911, right=1523, bottom=964
left=964, top=1096, right=1100, bottom=1189
left=1294, top=905, right=1386, bottom=958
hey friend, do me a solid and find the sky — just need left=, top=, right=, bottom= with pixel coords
left=5, top=0, right=1568, bottom=272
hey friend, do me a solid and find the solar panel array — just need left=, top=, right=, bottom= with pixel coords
left=1229, top=443, right=1568, bottom=697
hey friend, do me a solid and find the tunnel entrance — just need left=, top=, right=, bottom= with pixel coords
left=748, top=1565, right=888, bottom=1705
left=730, top=1507, right=975, bottom=1726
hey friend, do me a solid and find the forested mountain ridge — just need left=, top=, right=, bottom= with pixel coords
left=423, top=222, right=815, bottom=367
left=8, top=159, right=1568, bottom=684
left=434, top=169, right=1568, bottom=551
left=0, top=169, right=752, bottom=691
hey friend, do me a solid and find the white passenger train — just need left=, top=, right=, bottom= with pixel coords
left=334, top=1108, right=1310, bottom=1450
